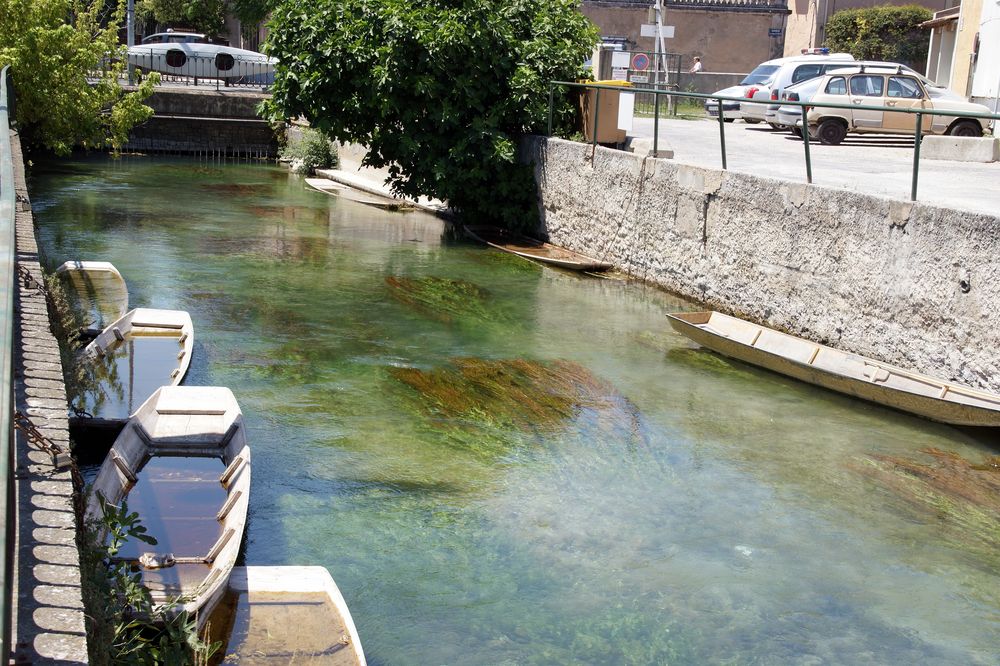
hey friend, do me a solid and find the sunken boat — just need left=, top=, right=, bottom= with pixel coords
left=86, top=386, right=252, bottom=629
left=55, top=260, right=129, bottom=337
left=464, top=225, right=612, bottom=272
left=667, top=311, right=1000, bottom=427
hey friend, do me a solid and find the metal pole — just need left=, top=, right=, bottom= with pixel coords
left=127, top=0, right=135, bottom=84
left=592, top=88, right=602, bottom=151
left=911, top=111, right=922, bottom=201
left=717, top=98, right=727, bottom=170
left=800, top=105, right=812, bottom=184
left=654, top=91, right=660, bottom=155
left=547, top=84, right=554, bottom=137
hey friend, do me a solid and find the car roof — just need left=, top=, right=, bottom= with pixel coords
left=757, top=53, right=855, bottom=66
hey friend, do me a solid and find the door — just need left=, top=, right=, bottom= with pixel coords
left=882, top=76, right=933, bottom=133
left=848, top=75, right=884, bottom=128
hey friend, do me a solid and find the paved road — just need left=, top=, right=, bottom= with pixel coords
left=631, top=117, right=1000, bottom=217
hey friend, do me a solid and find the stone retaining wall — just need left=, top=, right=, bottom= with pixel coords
left=523, top=136, right=1000, bottom=393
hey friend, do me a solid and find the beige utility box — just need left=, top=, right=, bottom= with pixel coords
left=578, top=81, right=630, bottom=145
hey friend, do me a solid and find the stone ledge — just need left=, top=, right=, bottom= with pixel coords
left=921, top=135, right=999, bottom=163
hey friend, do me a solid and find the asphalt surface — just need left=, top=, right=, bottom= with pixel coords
left=631, top=116, right=1000, bottom=217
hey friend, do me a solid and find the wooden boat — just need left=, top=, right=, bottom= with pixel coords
left=85, top=386, right=252, bottom=629
left=666, top=311, right=1000, bottom=426
left=72, top=309, right=195, bottom=431
left=211, top=566, right=367, bottom=665
left=55, top=260, right=129, bottom=336
left=464, top=225, right=613, bottom=272
left=304, top=177, right=414, bottom=211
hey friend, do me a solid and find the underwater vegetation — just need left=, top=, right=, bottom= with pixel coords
left=199, top=183, right=271, bottom=196
left=385, top=276, right=502, bottom=325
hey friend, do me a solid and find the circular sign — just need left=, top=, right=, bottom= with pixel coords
left=631, top=53, right=650, bottom=72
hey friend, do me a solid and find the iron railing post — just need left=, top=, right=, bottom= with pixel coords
left=547, top=84, right=554, bottom=137
left=800, top=105, right=812, bottom=184
left=653, top=91, right=660, bottom=156
left=717, top=98, right=727, bottom=170
left=592, top=87, right=601, bottom=150
left=911, top=112, right=923, bottom=201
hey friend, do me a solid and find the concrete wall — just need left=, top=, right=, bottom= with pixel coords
left=123, top=88, right=279, bottom=157
left=523, top=136, right=1000, bottom=393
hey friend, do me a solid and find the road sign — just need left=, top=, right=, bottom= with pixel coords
left=631, top=53, right=650, bottom=71
left=640, top=24, right=675, bottom=39
left=768, top=28, right=784, bottom=37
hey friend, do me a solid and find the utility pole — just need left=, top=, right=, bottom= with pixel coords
left=653, top=0, right=673, bottom=113
left=127, top=0, right=135, bottom=84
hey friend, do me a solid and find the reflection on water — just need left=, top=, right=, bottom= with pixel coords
left=31, top=155, right=1000, bottom=665
left=72, top=334, right=184, bottom=420
left=117, top=455, right=226, bottom=595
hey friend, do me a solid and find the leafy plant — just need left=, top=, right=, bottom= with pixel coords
left=280, top=126, right=338, bottom=175
left=824, top=5, right=932, bottom=70
left=79, top=496, right=221, bottom=664
left=137, top=0, right=228, bottom=36
left=263, top=0, right=598, bottom=231
left=0, top=0, right=160, bottom=155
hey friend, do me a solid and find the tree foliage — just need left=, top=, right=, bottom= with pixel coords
left=264, top=0, right=598, bottom=230
left=0, top=0, right=158, bottom=155
left=138, top=0, right=228, bottom=36
left=230, top=0, right=277, bottom=27
left=824, top=5, right=932, bottom=69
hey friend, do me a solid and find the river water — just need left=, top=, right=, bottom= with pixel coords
left=30, top=156, right=1000, bottom=665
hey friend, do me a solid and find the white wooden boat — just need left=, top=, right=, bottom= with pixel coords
left=667, top=311, right=1000, bottom=426
left=214, top=566, right=367, bottom=665
left=86, top=386, right=252, bottom=629
left=73, top=309, right=194, bottom=429
left=127, top=42, right=276, bottom=81
left=55, top=261, right=129, bottom=335
left=304, top=177, right=415, bottom=211
left=464, top=225, right=613, bottom=272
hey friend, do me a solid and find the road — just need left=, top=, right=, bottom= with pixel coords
left=630, top=116, right=1000, bottom=217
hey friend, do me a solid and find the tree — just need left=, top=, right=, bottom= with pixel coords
left=264, top=0, right=598, bottom=230
left=138, top=0, right=228, bottom=36
left=824, top=5, right=932, bottom=70
left=0, top=0, right=159, bottom=155
left=230, top=0, right=277, bottom=27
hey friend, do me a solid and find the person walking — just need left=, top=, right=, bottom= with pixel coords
left=689, top=57, right=703, bottom=73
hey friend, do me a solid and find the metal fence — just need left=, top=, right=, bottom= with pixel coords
left=547, top=80, right=1000, bottom=202
left=0, top=65, right=17, bottom=665
left=95, top=48, right=275, bottom=91
left=597, top=50, right=684, bottom=115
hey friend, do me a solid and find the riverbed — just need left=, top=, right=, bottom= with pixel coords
left=30, top=155, right=1000, bottom=665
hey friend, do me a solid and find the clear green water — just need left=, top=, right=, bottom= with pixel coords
left=31, top=156, right=1000, bottom=665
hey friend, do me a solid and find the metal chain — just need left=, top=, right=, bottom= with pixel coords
left=12, top=411, right=85, bottom=516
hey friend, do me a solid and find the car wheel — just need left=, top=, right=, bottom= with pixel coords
left=744, top=118, right=761, bottom=124
left=768, top=122, right=782, bottom=130
left=947, top=120, right=982, bottom=137
left=817, top=119, right=846, bottom=145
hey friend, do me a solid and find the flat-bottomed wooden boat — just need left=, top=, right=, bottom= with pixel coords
left=464, top=225, right=612, bottom=272
left=86, top=386, right=252, bottom=629
left=666, top=311, right=1000, bottom=426
left=55, top=260, right=129, bottom=336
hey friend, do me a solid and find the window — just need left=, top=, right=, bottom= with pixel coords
left=887, top=76, right=923, bottom=99
left=825, top=77, right=847, bottom=95
left=740, top=65, right=780, bottom=86
left=791, top=64, right=823, bottom=84
left=215, top=53, right=235, bottom=72
left=849, top=75, right=884, bottom=97
left=165, top=49, right=187, bottom=68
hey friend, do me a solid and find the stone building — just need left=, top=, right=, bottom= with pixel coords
left=581, top=0, right=792, bottom=74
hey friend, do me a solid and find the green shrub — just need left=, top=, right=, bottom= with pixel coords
left=824, top=5, right=932, bottom=70
left=280, top=127, right=338, bottom=175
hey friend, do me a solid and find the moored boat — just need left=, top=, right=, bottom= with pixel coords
left=86, top=386, right=252, bottom=629
left=212, top=566, right=367, bottom=665
left=304, top=176, right=415, bottom=211
left=464, top=225, right=613, bottom=272
left=55, top=260, right=129, bottom=336
left=666, top=310, right=1000, bottom=426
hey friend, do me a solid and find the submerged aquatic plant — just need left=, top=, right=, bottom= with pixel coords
left=385, top=275, right=500, bottom=325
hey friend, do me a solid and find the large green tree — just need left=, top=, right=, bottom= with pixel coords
left=824, top=5, right=932, bottom=70
left=138, top=0, right=228, bottom=36
left=264, top=0, right=597, bottom=229
left=0, top=0, right=158, bottom=154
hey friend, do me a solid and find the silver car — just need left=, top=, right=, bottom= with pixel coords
left=703, top=64, right=781, bottom=123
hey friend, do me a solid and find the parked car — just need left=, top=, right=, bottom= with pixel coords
left=736, top=49, right=856, bottom=126
left=804, top=66, right=992, bottom=144
left=702, top=53, right=806, bottom=122
left=141, top=31, right=208, bottom=45
left=764, top=61, right=962, bottom=129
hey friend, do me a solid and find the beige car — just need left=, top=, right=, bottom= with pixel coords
left=806, top=67, right=991, bottom=145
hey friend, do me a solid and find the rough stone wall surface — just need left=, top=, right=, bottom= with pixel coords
left=524, top=136, right=1000, bottom=393
left=9, top=130, right=88, bottom=663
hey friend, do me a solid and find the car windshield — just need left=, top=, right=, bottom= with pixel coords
left=741, top=65, right=780, bottom=85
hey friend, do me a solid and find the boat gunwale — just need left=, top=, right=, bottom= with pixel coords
left=463, top=225, right=613, bottom=272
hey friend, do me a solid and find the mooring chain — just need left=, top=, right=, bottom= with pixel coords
left=13, top=410, right=69, bottom=465
left=16, top=264, right=46, bottom=296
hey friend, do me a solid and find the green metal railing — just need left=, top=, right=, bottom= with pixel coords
left=548, top=80, right=1000, bottom=202
left=0, top=65, right=16, bottom=664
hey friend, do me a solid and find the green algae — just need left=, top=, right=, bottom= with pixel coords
left=385, top=275, right=502, bottom=324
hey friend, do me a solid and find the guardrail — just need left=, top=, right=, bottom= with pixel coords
left=95, top=49, right=275, bottom=91
left=547, top=80, right=1000, bottom=202
left=0, top=65, right=17, bottom=665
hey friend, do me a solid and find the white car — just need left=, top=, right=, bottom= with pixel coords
left=737, top=49, right=856, bottom=126
left=805, top=66, right=992, bottom=144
